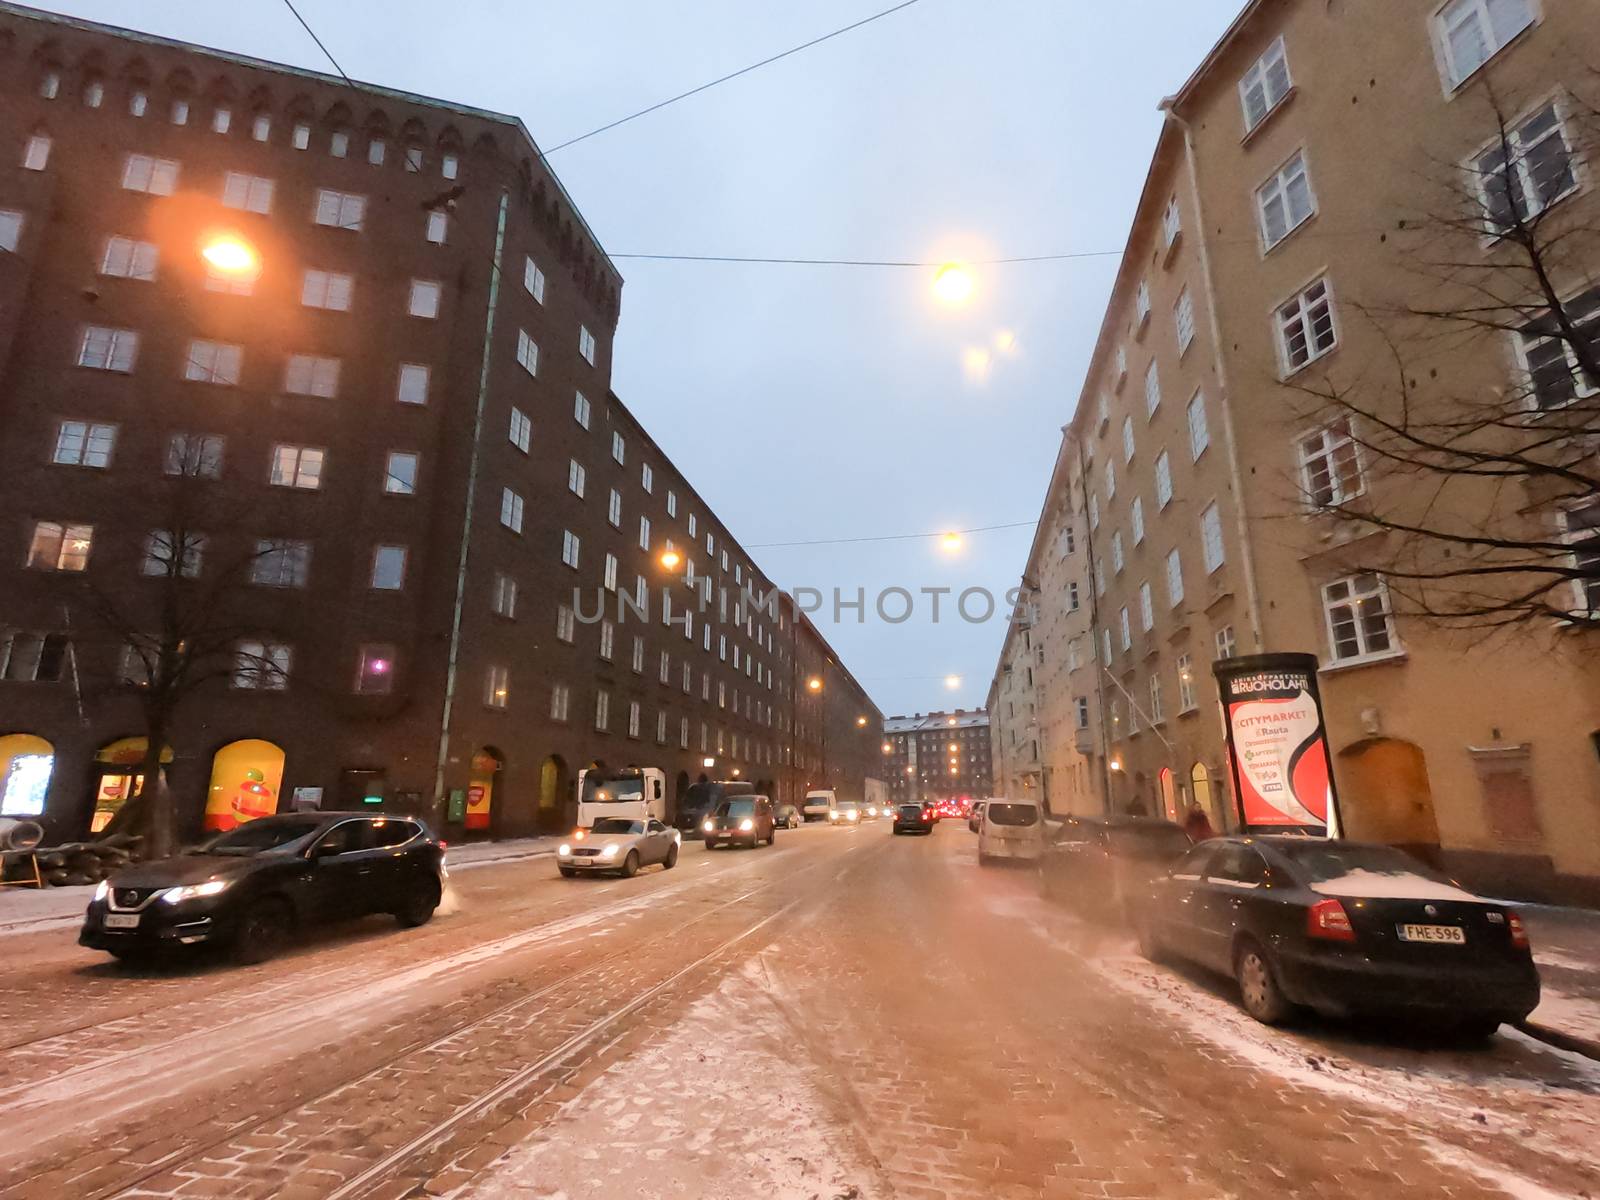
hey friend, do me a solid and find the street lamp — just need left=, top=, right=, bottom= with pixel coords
left=200, top=233, right=259, bottom=279
left=659, top=549, right=682, bottom=571
left=881, top=742, right=892, bottom=754
left=944, top=675, right=961, bottom=690
left=933, top=262, right=973, bottom=305
left=941, top=531, right=962, bottom=553
left=807, top=677, right=822, bottom=692
left=855, top=716, right=867, bottom=727
left=702, top=757, right=715, bottom=769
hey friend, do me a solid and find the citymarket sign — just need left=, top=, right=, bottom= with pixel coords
left=1212, top=653, right=1339, bottom=836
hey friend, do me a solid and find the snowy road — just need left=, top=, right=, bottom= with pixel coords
left=1, top=820, right=1596, bottom=1200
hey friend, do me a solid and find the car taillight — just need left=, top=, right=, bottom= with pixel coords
left=438, top=840, right=448, bottom=850
left=1306, top=897, right=1356, bottom=943
left=1507, top=911, right=1530, bottom=949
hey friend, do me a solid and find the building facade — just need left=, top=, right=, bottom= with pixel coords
left=0, top=4, right=882, bottom=843
left=882, top=709, right=992, bottom=806
left=995, top=0, right=1600, bottom=901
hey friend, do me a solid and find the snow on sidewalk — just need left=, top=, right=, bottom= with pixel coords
left=462, top=963, right=881, bottom=1200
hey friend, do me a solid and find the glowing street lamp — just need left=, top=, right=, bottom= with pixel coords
left=855, top=716, right=868, bottom=727
left=201, top=233, right=259, bottom=279
left=932, top=262, right=973, bottom=305
left=944, top=675, right=961, bottom=690
left=941, top=531, right=962, bottom=554
left=882, top=742, right=893, bottom=754
left=807, top=677, right=823, bottom=693
left=659, top=549, right=682, bottom=571
left=702, top=757, right=715, bottom=768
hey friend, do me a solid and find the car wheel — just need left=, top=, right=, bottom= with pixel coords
left=665, top=843, right=679, bottom=869
left=704, top=838, right=718, bottom=850
left=1234, top=939, right=1292, bottom=1025
left=1135, top=916, right=1164, bottom=962
left=621, top=851, right=640, bottom=879
left=233, top=898, right=291, bottom=966
left=978, top=852, right=991, bottom=866
left=395, top=879, right=440, bottom=928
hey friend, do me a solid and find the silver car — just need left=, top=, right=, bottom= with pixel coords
left=557, top=817, right=680, bottom=878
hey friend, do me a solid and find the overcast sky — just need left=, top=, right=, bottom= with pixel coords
left=48, top=0, right=1243, bottom=718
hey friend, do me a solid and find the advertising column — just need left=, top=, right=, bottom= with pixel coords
left=1212, top=653, right=1339, bottom=836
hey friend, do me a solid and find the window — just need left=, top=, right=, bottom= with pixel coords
left=1131, top=496, right=1145, bottom=545
left=370, top=545, right=407, bottom=590
left=1278, top=278, right=1337, bottom=371
left=354, top=645, right=395, bottom=695
left=204, top=262, right=253, bottom=295
left=302, top=269, right=354, bottom=311
left=385, top=451, right=418, bottom=495
left=1121, top=416, right=1136, bottom=463
left=1165, top=548, right=1186, bottom=608
left=1075, top=697, right=1090, bottom=729
left=181, top=339, right=242, bottom=386
left=404, top=146, right=424, bottom=173
left=39, top=71, right=59, bottom=99
left=78, top=326, right=139, bottom=373
left=53, top=421, right=117, bottom=468
left=1119, top=606, right=1132, bottom=651
left=121, top=154, right=178, bottom=195
left=1135, top=280, right=1152, bottom=328
left=562, top=530, right=580, bottom=569
left=292, top=123, right=310, bottom=150
left=1163, top=196, right=1182, bottom=247
left=1150, top=675, right=1164, bottom=724
left=569, top=459, right=587, bottom=498
left=611, top=432, right=626, bottom=464
left=1474, top=101, right=1578, bottom=234
left=500, top=489, right=525, bottom=533
left=22, top=134, right=51, bottom=171
left=1111, top=531, right=1125, bottom=574
left=211, top=107, right=231, bottom=134
left=270, top=444, right=324, bottom=489
left=0, top=209, right=21, bottom=253
left=100, top=236, right=158, bottom=281
left=688, top=514, right=698, bottom=539
left=1187, top=391, right=1210, bottom=460
left=284, top=354, right=340, bottom=397
left=628, top=701, right=641, bottom=738
left=1215, top=625, right=1237, bottom=660
left=167, top=433, right=224, bottom=478
left=1144, top=362, right=1161, bottom=416
left=551, top=683, right=570, bottom=721
left=425, top=210, right=448, bottom=244
left=234, top=641, right=291, bottom=691
left=1323, top=574, right=1398, bottom=662
left=1258, top=152, right=1315, bottom=249
left=660, top=650, right=671, bottom=683
left=1068, top=581, right=1081, bottom=612
left=1089, top=493, right=1100, bottom=532
left=492, top=572, right=517, bottom=618
left=251, top=114, right=271, bottom=142
left=330, top=130, right=349, bottom=157
left=313, top=189, right=366, bottom=230
left=579, top=325, right=597, bottom=364
left=397, top=363, right=430, bottom=405
left=657, top=710, right=668, bottom=743
left=1239, top=36, right=1292, bottom=131
left=221, top=172, right=274, bottom=214
left=1436, top=0, right=1536, bottom=88
left=442, top=153, right=459, bottom=180
left=1518, top=285, right=1600, bottom=409
left=171, top=99, right=190, bottom=125
left=639, top=516, right=652, bottom=551
left=2, top=632, right=68, bottom=683
left=509, top=406, right=532, bottom=451
left=368, top=139, right=386, bottom=166
left=594, top=690, right=610, bottom=731
left=1105, top=462, right=1117, bottom=502
left=484, top=665, right=509, bottom=709
left=556, top=605, right=576, bottom=642
left=642, top=463, right=654, bottom=493
left=1560, top=501, right=1600, bottom=619
left=608, top=489, right=622, bottom=527
left=408, top=280, right=442, bottom=319
left=632, top=637, right=645, bottom=673
left=1299, top=418, right=1364, bottom=508
left=524, top=257, right=546, bottom=301
left=602, top=552, right=619, bottom=593
left=1175, top=289, right=1196, bottom=354
left=27, top=522, right=92, bottom=571
left=667, top=491, right=678, bottom=518
left=1139, top=582, right=1155, bottom=631
left=84, top=80, right=104, bottom=107
left=574, top=392, right=592, bottom=429
left=515, top=328, right=538, bottom=375
left=1175, top=654, right=1197, bottom=712
left=599, top=621, right=615, bottom=661
left=1200, top=503, right=1225, bottom=573
left=251, top=539, right=310, bottom=588
left=1154, top=450, right=1174, bottom=510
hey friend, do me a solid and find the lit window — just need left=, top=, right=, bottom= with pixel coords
left=500, top=488, right=525, bottom=533
left=1278, top=278, right=1337, bottom=371
left=1435, top=0, right=1535, bottom=88
left=251, top=539, right=311, bottom=588
left=1323, top=574, right=1398, bottom=663
left=484, top=664, right=509, bottom=709
left=221, top=171, right=274, bottom=214
left=516, top=328, right=538, bottom=374
left=204, top=262, right=254, bottom=295
left=408, top=279, right=442, bottom=318
left=1298, top=419, right=1364, bottom=509
left=27, top=521, right=93, bottom=571
left=53, top=420, right=117, bottom=468
left=1239, top=36, right=1292, bottom=131
left=355, top=645, right=396, bottom=695
left=1257, top=152, right=1316, bottom=249
left=1187, top=391, right=1210, bottom=460
left=301, top=268, right=353, bottom=311
left=569, top=459, right=587, bottom=499
left=121, top=154, right=179, bottom=195
left=77, top=326, right=139, bottom=372
left=234, top=641, right=291, bottom=690
left=524, top=256, right=546, bottom=302
left=370, top=545, right=407, bottom=590
left=384, top=451, right=418, bottom=495
left=284, top=354, right=340, bottom=397
left=184, top=340, right=243, bottom=385
left=397, top=363, right=430, bottom=405
left=1176, top=653, right=1196, bottom=711
left=574, top=391, right=592, bottom=429
left=269, top=444, right=324, bottom=490
left=100, top=237, right=158, bottom=281
left=313, top=188, right=366, bottom=230
left=509, top=406, right=532, bottom=451
left=1200, top=502, right=1225, bottom=574
left=22, top=134, right=51, bottom=171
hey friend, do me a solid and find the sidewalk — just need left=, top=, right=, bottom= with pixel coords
left=1521, top=906, right=1600, bottom=1057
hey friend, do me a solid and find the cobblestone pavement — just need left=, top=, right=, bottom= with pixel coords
left=3, top=820, right=1598, bottom=1200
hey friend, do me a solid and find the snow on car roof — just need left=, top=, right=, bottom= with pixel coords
left=1306, top=869, right=1483, bottom=903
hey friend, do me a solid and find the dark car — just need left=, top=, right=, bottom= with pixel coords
left=80, top=812, right=445, bottom=966
left=892, top=803, right=936, bottom=835
left=703, top=795, right=775, bottom=849
left=773, top=802, right=802, bottom=830
left=1136, top=837, right=1540, bottom=1035
left=1039, top=816, right=1192, bottom=921
left=675, top=779, right=755, bottom=837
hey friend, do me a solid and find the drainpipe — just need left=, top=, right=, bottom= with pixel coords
left=1072, top=434, right=1116, bottom=816
left=1159, top=101, right=1266, bottom=655
left=433, top=189, right=510, bottom=818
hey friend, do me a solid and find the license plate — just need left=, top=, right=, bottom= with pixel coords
left=1398, top=923, right=1464, bottom=944
left=103, top=913, right=140, bottom=930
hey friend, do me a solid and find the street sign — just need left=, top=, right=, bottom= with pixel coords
left=1212, top=653, right=1339, bottom=836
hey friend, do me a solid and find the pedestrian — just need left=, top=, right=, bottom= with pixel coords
left=1183, top=803, right=1216, bottom=842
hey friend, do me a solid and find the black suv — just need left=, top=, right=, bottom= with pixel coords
left=80, top=812, right=446, bottom=965
left=893, top=803, right=935, bottom=835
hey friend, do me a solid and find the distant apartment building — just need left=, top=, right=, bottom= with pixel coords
left=882, top=710, right=992, bottom=805
left=0, top=4, right=882, bottom=842
left=992, top=0, right=1600, bottom=901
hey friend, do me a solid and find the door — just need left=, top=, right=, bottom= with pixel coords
left=305, top=819, right=382, bottom=920
left=1157, top=844, right=1218, bottom=956
left=368, top=818, right=425, bottom=906
left=645, top=819, right=672, bottom=863
left=1198, top=843, right=1270, bottom=972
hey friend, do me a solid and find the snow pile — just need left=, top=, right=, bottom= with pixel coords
left=1306, top=869, right=1484, bottom=902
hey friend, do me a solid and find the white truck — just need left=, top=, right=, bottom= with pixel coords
left=803, top=789, right=836, bottom=822
left=575, top=766, right=667, bottom=829
left=863, top=777, right=889, bottom=818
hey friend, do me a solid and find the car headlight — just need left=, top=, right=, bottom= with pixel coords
left=600, top=844, right=619, bottom=859
left=739, top=818, right=754, bottom=832
left=558, top=843, right=572, bottom=857
left=847, top=812, right=859, bottom=822
left=702, top=819, right=715, bottom=832
left=161, top=879, right=230, bottom=905
left=93, top=880, right=110, bottom=903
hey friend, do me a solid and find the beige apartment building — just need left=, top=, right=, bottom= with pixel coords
left=995, top=0, right=1600, bottom=902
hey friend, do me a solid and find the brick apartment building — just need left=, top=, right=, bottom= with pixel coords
left=0, top=3, right=883, bottom=843
left=882, top=710, right=992, bottom=807
left=990, top=0, right=1600, bottom=901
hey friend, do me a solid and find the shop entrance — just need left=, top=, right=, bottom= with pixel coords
left=467, top=748, right=504, bottom=835
left=90, top=738, right=173, bottom=834
left=0, top=734, right=53, bottom=818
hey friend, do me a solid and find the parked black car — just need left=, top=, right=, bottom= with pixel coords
left=893, top=803, right=935, bottom=835
left=773, top=802, right=803, bottom=830
left=80, top=812, right=446, bottom=965
left=703, top=795, right=775, bottom=849
left=1136, top=837, right=1540, bottom=1035
left=1039, top=816, right=1192, bottom=921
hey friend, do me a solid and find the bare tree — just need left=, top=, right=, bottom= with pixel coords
left=1288, top=80, right=1600, bottom=632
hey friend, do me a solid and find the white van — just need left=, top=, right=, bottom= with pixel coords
left=978, top=796, right=1044, bottom=865
left=803, top=789, right=836, bottom=822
